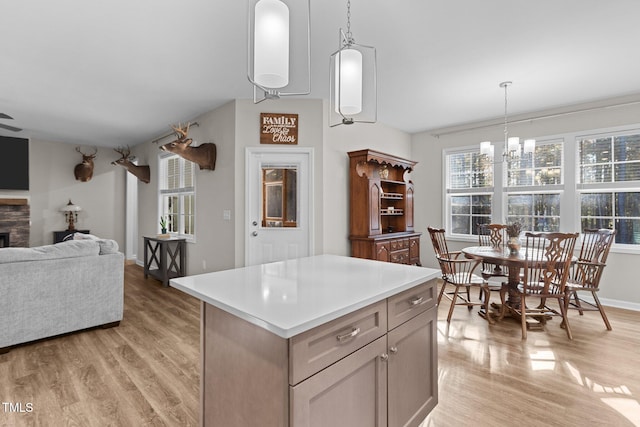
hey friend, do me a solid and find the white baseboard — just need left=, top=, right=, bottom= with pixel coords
left=579, top=295, right=640, bottom=312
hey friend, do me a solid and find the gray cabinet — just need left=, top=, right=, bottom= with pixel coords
left=200, top=279, right=438, bottom=427
left=290, top=336, right=388, bottom=427
left=388, top=308, right=438, bottom=427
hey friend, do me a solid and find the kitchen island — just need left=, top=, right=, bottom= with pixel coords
left=171, top=254, right=440, bottom=427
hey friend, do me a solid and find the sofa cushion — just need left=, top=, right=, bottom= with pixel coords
left=72, top=233, right=119, bottom=254
left=0, top=240, right=100, bottom=264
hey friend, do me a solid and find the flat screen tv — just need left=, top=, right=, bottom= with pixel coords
left=0, top=136, right=29, bottom=190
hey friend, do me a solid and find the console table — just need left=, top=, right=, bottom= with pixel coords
left=143, top=236, right=186, bottom=286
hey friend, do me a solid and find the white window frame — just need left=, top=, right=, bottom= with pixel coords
left=503, top=138, right=565, bottom=233
left=576, top=127, right=640, bottom=254
left=442, top=124, right=640, bottom=254
left=158, top=153, right=196, bottom=242
left=443, top=146, right=495, bottom=241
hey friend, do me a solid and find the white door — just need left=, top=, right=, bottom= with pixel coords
left=246, top=147, right=313, bottom=266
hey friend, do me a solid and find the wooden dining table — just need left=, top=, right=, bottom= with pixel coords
left=461, top=245, right=570, bottom=327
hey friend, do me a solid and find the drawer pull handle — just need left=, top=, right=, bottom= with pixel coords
left=410, top=296, right=423, bottom=306
left=336, top=327, right=360, bottom=342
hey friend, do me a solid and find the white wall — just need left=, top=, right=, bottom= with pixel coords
left=27, top=140, right=126, bottom=247
left=412, top=101, right=640, bottom=308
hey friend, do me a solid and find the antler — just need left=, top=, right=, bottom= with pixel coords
left=76, top=146, right=97, bottom=157
left=171, top=122, right=191, bottom=141
left=114, top=146, right=131, bottom=159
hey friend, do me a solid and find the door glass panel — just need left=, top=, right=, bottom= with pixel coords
left=262, top=167, right=298, bottom=228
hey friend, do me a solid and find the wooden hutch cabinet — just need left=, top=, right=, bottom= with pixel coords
left=348, top=149, right=421, bottom=265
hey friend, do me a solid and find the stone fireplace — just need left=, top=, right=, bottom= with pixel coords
left=0, top=198, right=30, bottom=247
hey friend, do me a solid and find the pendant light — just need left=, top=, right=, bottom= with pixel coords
left=247, top=0, right=311, bottom=103
left=480, top=81, right=535, bottom=162
left=329, top=0, right=376, bottom=126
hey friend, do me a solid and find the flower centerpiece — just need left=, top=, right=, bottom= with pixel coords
left=506, top=221, right=522, bottom=255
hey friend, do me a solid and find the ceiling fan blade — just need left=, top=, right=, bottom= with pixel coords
left=0, top=123, right=22, bottom=132
left=0, top=113, right=14, bottom=120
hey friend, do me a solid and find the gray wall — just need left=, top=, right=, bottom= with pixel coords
left=134, top=101, right=237, bottom=276
left=412, top=99, right=640, bottom=309
left=133, top=98, right=413, bottom=273
left=7, top=139, right=126, bottom=248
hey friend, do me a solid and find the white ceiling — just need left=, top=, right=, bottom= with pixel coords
left=2, top=0, right=640, bottom=147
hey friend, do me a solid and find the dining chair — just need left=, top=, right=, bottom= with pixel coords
left=477, top=223, right=508, bottom=299
left=499, top=232, right=579, bottom=339
left=428, top=227, right=491, bottom=323
left=565, top=228, right=616, bottom=330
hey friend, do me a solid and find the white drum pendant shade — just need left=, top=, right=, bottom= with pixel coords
left=335, top=48, right=363, bottom=115
left=254, top=0, right=289, bottom=89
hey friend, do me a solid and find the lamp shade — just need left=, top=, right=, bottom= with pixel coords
left=334, top=48, right=363, bottom=115
left=61, top=199, right=81, bottom=212
left=253, top=0, right=289, bottom=89
left=523, top=139, right=535, bottom=154
left=508, top=137, right=520, bottom=153
left=480, top=141, right=492, bottom=156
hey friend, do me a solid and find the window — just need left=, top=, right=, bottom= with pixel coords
left=159, top=154, right=195, bottom=239
left=505, top=140, right=564, bottom=232
left=578, top=131, right=640, bottom=245
left=445, top=139, right=563, bottom=238
left=262, top=167, right=298, bottom=227
left=445, top=149, right=493, bottom=236
left=443, top=125, right=640, bottom=251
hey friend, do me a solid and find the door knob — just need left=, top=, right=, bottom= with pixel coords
left=252, top=221, right=258, bottom=226
left=252, top=231, right=258, bottom=237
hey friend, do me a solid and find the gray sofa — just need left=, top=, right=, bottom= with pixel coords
left=0, top=238, right=124, bottom=352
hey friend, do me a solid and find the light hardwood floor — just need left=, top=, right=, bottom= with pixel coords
left=1, top=266, right=639, bottom=426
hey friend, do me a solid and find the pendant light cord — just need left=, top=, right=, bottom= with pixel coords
left=503, top=82, right=509, bottom=146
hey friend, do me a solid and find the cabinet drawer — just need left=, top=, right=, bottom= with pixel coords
left=390, top=238, right=409, bottom=251
left=290, top=300, right=387, bottom=385
left=387, top=280, right=437, bottom=330
left=390, top=249, right=409, bottom=264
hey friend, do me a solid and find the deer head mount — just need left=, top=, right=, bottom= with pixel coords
left=157, top=122, right=216, bottom=170
left=74, top=146, right=97, bottom=182
left=111, top=146, right=150, bottom=183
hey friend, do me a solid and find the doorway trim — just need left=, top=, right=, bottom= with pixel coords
left=245, top=146, right=314, bottom=266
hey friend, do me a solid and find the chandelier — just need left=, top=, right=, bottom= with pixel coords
left=329, top=0, right=377, bottom=126
left=480, top=81, right=535, bottom=162
left=247, top=0, right=311, bottom=103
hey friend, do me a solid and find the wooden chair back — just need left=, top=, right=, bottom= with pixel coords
left=428, top=227, right=450, bottom=258
left=522, top=232, right=579, bottom=295
left=478, top=223, right=507, bottom=248
left=571, top=228, right=616, bottom=290
left=578, top=228, right=616, bottom=264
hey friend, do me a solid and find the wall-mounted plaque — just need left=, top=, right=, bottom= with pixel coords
left=260, top=113, right=298, bottom=145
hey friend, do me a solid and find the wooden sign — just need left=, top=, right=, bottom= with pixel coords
left=260, top=113, right=298, bottom=145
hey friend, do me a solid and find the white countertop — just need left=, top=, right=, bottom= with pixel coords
left=170, top=254, right=440, bottom=338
